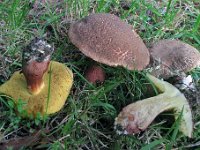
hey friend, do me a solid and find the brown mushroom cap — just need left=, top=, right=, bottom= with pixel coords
left=84, top=65, right=105, bottom=85
left=149, top=39, right=200, bottom=79
left=68, top=13, right=150, bottom=70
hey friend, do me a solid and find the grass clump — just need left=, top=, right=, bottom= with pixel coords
left=0, top=0, right=200, bottom=149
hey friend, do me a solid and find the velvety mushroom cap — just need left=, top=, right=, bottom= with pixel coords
left=68, top=13, right=150, bottom=70
left=149, top=39, right=200, bottom=78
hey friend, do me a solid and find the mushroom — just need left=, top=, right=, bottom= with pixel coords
left=114, top=74, right=193, bottom=138
left=149, top=39, right=200, bottom=79
left=84, top=65, right=105, bottom=85
left=0, top=38, right=73, bottom=116
left=68, top=13, right=150, bottom=71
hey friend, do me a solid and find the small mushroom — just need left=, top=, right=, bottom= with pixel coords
left=114, top=74, right=193, bottom=138
left=84, top=65, right=105, bottom=85
left=68, top=13, right=150, bottom=70
left=149, top=39, right=200, bottom=79
left=0, top=38, right=73, bottom=116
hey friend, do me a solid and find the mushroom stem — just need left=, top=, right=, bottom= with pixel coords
left=114, top=74, right=193, bottom=137
left=22, top=38, right=54, bottom=95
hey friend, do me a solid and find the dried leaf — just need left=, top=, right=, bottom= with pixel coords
left=0, top=130, right=48, bottom=150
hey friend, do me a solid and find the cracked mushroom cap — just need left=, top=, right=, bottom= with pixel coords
left=0, top=61, right=73, bottom=117
left=68, top=13, right=150, bottom=70
left=149, top=39, right=200, bottom=79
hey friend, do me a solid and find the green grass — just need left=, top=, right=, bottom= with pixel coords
left=0, top=0, right=200, bottom=149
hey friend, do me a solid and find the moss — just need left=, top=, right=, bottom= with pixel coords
left=0, top=61, right=73, bottom=117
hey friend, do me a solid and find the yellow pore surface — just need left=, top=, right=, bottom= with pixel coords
left=0, top=61, right=73, bottom=117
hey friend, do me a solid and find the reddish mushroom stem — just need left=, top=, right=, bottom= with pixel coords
left=22, top=38, right=54, bottom=95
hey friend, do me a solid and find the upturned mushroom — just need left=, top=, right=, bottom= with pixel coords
left=68, top=13, right=150, bottom=71
left=0, top=38, right=73, bottom=117
left=149, top=39, right=200, bottom=79
left=114, top=74, right=193, bottom=138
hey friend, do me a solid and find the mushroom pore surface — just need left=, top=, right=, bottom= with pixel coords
left=0, top=61, right=73, bottom=117
left=68, top=13, right=150, bottom=70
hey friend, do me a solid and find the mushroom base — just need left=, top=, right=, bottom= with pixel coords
left=27, top=81, right=45, bottom=95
